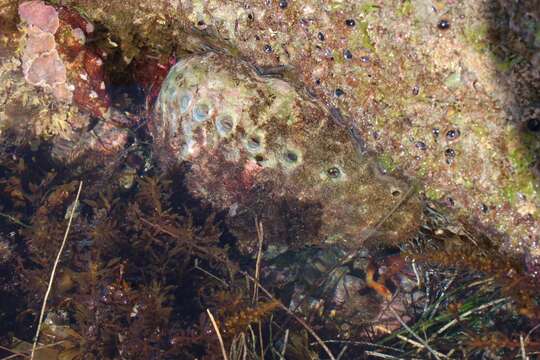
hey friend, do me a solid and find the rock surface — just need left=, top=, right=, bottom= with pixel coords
left=5, top=0, right=540, bottom=258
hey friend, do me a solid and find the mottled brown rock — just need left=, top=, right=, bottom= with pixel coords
left=11, top=0, right=540, bottom=258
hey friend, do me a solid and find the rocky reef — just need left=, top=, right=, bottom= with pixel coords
left=1, top=1, right=540, bottom=358
left=49, top=0, right=539, bottom=263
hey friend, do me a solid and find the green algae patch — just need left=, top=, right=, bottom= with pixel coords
left=496, top=126, right=540, bottom=206
left=359, top=3, right=379, bottom=15
left=471, top=123, right=490, bottom=138
left=328, top=0, right=346, bottom=12
left=508, top=148, right=535, bottom=175
left=398, top=0, right=414, bottom=17
left=507, top=128, right=538, bottom=176
left=463, top=23, right=489, bottom=53
left=425, top=187, right=444, bottom=201
left=444, top=72, right=462, bottom=90
left=415, top=162, right=429, bottom=179
left=348, top=20, right=375, bottom=51
left=377, top=153, right=397, bottom=173
left=493, top=54, right=523, bottom=73
left=502, top=160, right=539, bottom=205
left=463, top=178, right=474, bottom=190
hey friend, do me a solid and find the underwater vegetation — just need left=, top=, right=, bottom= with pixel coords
left=0, top=146, right=416, bottom=359
left=0, top=150, right=235, bottom=359
left=0, top=0, right=539, bottom=359
left=1, top=144, right=540, bottom=359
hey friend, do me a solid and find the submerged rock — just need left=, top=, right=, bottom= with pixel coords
left=151, top=52, right=421, bottom=253
left=264, top=245, right=422, bottom=333
left=57, top=0, right=540, bottom=263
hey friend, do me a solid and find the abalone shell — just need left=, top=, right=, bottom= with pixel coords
left=151, top=53, right=421, bottom=254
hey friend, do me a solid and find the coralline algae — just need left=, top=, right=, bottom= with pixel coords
left=18, top=0, right=71, bottom=102
left=16, top=0, right=111, bottom=121
left=18, top=0, right=59, bottom=33
left=151, top=52, right=421, bottom=253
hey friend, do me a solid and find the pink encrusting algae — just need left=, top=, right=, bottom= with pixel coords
left=18, top=0, right=59, bottom=34
left=18, top=0, right=71, bottom=102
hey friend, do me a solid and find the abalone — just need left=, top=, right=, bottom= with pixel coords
left=151, top=53, right=420, bottom=253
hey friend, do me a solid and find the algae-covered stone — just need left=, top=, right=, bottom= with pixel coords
left=152, top=53, right=421, bottom=253
left=0, top=1, right=76, bottom=139
left=35, top=0, right=540, bottom=258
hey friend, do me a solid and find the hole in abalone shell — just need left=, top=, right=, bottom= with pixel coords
left=192, top=103, right=210, bottom=122
left=327, top=167, right=341, bottom=178
left=284, top=150, right=298, bottom=163
left=216, top=114, right=234, bottom=135
left=246, top=136, right=261, bottom=151
left=254, top=154, right=264, bottom=164
left=179, top=93, right=192, bottom=113
left=391, top=189, right=401, bottom=197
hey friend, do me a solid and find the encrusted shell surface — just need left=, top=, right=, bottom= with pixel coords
left=152, top=53, right=421, bottom=252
